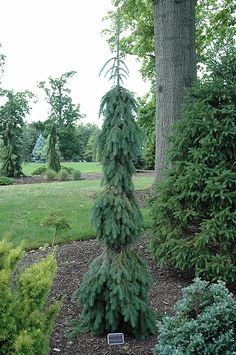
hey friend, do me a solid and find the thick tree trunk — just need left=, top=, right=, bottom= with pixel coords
left=153, top=0, right=197, bottom=186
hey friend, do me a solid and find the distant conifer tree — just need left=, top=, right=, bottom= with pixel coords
left=1, top=119, right=23, bottom=177
left=47, top=126, right=61, bottom=172
left=70, top=10, right=156, bottom=339
left=0, top=90, right=32, bottom=177
left=32, top=134, right=46, bottom=162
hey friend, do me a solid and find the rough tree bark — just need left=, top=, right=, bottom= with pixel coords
left=153, top=0, right=197, bottom=185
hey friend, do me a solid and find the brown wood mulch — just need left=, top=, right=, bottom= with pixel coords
left=22, top=235, right=190, bottom=355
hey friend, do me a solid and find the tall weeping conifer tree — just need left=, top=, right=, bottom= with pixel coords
left=71, top=10, right=156, bottom=339
left=47, top=125, right=61, bottom=172
left=1, top=119, right=23, bottom=177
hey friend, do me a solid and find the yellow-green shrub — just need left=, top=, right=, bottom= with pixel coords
left=0, top=239, right=60, bottom=355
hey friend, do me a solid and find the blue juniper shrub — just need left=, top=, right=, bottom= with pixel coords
left=154, top=278, right=236, bottom=355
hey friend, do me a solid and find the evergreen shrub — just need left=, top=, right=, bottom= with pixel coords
left=56, top=169, right=69, bottom=181
left=0, top=239, right=60, bottom=355
left=45, top=169, right=57, bottom=181
left=32, top=165, right=47, bottom=175
left=151, top=48, right=236, bottom=282
left=61, top=166, right=74, bottom=174
left=72, top=169, right=81, bottom=180
left=153, top=278, right=236, bottom=355
left=0, top=176, right=14, bottom=185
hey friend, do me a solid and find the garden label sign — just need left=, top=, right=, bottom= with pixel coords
left=107, top=333, right=124, bottom=345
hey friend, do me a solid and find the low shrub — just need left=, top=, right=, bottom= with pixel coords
left=0, top=239, right=61, bottom=355
left=0, top=176, right=14, bottom=185
left=45, top=169, right=57, bottom=181
left=56, top=169, right=69, bottom=181
left=43, top=211, right=71, bottom=247
left=72, top=169, right=81, bottom=180
left=61, top=166, right=74, bottom=174
left=154, top=278, right=236, bottom=355
left=32, top=165, right=47, bottom=175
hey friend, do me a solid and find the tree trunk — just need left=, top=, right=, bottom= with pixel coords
left=153, top=0, right=197, bottom=186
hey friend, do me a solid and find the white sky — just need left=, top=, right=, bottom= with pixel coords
left=0, top=0, right=150, bottom=126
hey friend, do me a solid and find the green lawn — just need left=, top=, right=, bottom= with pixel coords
left=22, top=162, right=102, bottom=176
left=0, top=176, right=153, bottom=250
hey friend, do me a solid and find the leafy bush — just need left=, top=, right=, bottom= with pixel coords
left=61, top=166, right=74, bottom=174
left=0, top=176, right=14, bottom=185
left=32, top=165, right=47, bottom=175
left=45, top=169, right=57, bottom=181
left=56, top=169, right=69, bottom=181
left=151, top=46, right=236, bottom=282
left=0, top=239, right=60, bottom=355
left=154, top=278, right=236, bottom=355
left=72, top=169, right=81, bottom=180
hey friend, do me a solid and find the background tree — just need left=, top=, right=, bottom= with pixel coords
left=104, top=0, right=236, bottom=81
left=70, top=11, right=156, bottom=338
left=0, top=51, right=6, bottom=95
left=137, top=93, right=156, bottom=170
left=84, top=130, right=100, bottom=162
left=0, top=90, right=33, bottom=177
left=32, top=133, right=46, bottom=162
left=20, top=121, right=45, bottom=162
left=47, top=125, right=61, bottom=172
left=75, top=123, right=101, bottom=161
left=38, top=71, right=82, bottom=161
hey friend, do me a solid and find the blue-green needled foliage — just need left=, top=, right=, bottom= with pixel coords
left=70, top=9, right=156, bottom=339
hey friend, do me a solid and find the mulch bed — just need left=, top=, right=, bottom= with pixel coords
left=13, top=170, right=155, bottom=185
left=22, top=235, right=190, bottom=355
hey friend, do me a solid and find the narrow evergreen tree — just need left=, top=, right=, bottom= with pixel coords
left=71, top=10, right=156, bottom=339
left=0, top=90, right=32, bottom=177
left=47, top=126, right=61, bottom=172
left=1, top=119, right=23, bottom=177
left=32, top=134, right=46, bottom=162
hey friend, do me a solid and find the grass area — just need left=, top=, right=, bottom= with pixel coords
left=22, top=162, right=102, bottom=176
left=0, top=176, right=153, bottom=250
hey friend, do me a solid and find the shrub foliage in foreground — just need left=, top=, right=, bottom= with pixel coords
left=154, top=278, right=236, bottom=355
left=151, top=48, right=236, bottom=282
left=0, top=239, right=60, bottom=355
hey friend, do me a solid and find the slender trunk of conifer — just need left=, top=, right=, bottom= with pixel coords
left=153, top=0, right=197, bottom=186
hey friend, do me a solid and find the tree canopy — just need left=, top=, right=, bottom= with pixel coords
left=103, top=0, right=236, bottom=80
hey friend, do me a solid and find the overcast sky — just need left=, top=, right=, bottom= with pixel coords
left=0, top=0, right=150, bottom=126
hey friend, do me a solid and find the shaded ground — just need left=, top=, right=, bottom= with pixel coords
left=22, top=235, right=190, bottom=355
